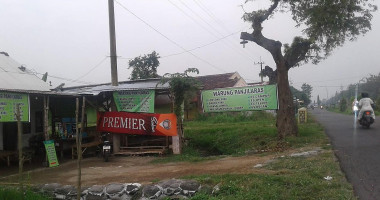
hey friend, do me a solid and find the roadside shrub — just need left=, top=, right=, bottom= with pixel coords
left=0, top=187, right=50, bottom=200
left=339, top=98, right=347, bottom=112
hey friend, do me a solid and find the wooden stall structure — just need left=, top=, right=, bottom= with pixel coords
left=57, top=78, right=177, bottom=156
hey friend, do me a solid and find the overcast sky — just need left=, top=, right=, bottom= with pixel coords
left=1, top=0, right=379, bottom=101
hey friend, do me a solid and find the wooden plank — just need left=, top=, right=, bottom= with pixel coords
left=120, top=146, right=165, bottom=150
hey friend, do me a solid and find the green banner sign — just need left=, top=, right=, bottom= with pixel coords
left=113, top=90, right=155, bottom=113
left=202, top=85, right=278, bottom=112
left=0, top=92, right=29, bottom=122
left=43, top=140, right=59, bottom=167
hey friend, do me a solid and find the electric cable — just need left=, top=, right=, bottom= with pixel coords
left=114, top=0, right=226, bottom=72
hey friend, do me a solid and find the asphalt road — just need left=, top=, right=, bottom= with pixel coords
left=312, top=108, right=379, bottom=200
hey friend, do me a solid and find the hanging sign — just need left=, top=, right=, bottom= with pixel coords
left=43, top=140, right=59, bottom=167
left=113, top=90, right=155, bottom=113
left=201, top=85, right=278, bottom=112
left=0, top=92, right=29, bottom=122
left=97, top=112, right=177, bottom=136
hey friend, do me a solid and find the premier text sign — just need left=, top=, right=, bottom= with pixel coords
left=97, top=112, right=177, bottom=136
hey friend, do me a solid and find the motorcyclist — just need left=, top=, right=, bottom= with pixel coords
left=352, top=99, right=359, bottom=116
left=358, top=92, right=376, bottom=121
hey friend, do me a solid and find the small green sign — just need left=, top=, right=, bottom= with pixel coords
left=202, top=85, right=278, bottom=112
left=43, top=140, right=59, bottom=167
left=113, top=90, right=155, bottom=113
left=0, top=92, right=29, bottom=122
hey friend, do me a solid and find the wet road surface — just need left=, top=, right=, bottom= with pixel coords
left=312, top=108, right=379, bottom=200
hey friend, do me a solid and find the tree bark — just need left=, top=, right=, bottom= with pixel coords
left=276, top=59, right=298, bottom=139
left=241, top=31, right=298, bottom=138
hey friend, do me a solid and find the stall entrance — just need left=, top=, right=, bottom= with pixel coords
left=116, top=135, right=170, bottom=156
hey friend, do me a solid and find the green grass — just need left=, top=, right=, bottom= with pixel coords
left=186, top=150, right=354, bottom=199
left=155, top=111, right=328, bottom=163
left=152, top=111, right=355, bottom=199
left=153, top=112, right=278, bottom=163
left=0, top=187, right=51, bottom=200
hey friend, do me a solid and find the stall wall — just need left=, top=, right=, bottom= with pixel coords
left=0, top=123, right=3, bottom=150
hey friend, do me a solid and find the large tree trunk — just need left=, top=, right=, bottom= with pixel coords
left=241, top=30, right=299, bottom=138
left=276, top=59, right=298, bottom=139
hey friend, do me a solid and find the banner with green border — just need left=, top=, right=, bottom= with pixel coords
left=113, top=90, right=155, bottom=113
left=43, top=140, right=59, bottom=167
left=0, top=92, right=29, bottom=122
left=201, top=85, right=278, bottom=112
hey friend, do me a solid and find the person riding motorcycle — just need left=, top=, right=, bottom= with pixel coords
left=358, top=92, right=376, bottom=121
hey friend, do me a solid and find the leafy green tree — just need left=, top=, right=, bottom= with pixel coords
left=301, top=83, right=313, bottom=101
left=159, top=68, right=200, bottom=152
left=290, top=86, right=310, bottom=106
left=241, top=0, right=376, bottom=139
left=128, top=51, right=160, bottom=80
left=317, top=95, right=321, bottom=106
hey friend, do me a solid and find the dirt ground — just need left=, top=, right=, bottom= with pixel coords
left=0, top=152, right=285, bottom=187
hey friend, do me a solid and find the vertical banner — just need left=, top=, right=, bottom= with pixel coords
left=113, top=90, right=155, bottom=113
left=201, top=85, right=278, bottom=112
left=0, top=92, right=29, bottom=122
left=43, top=140, right=59, bottom=167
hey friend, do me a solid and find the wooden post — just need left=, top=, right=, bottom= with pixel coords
left=172, top=116, right=182, bottom=154
left=43, top=96, right=50, bottom=141
left=16, top=104, right=24, bottom=199
left=75, top=98, right=81, bottom=200
left=111, top=98, right=120, bottom=153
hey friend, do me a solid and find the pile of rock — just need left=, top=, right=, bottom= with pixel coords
left=36, top=179, right=203, bottom=200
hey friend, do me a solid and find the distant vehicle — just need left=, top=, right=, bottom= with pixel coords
left=102, top=133, right=111, bottom=162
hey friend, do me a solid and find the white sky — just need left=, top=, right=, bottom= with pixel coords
left=0, top=0, right=379, bottom=101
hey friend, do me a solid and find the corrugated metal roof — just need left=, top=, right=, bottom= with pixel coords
left=58, top=79, right=170, bottom=95
left=0, top=54, right=52, bottom=92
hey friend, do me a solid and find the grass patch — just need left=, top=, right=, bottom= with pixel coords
left=153, top=112, right=278, bottom=163
left=153, top=111, right=354, bottom=199
left=186, top=150, right=354, bottom=199
left=155, top=111, right=328, bottom=163
left=0, top=187, right=51, bottom=200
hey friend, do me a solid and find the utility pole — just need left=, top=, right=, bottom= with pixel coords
left=108, top=0, right=118, bottom=86
left=108, top=0, right=120, bottom=154
left=254, top=57, right=264, bottom=83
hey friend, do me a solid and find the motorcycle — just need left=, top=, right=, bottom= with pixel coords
left=359, top=110, right=375, bottom=128
left=102, top=133, right=111, bottom=162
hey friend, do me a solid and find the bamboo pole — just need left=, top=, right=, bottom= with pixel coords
left=75, top=98, right=80, bottom=200
left=77, top=97, right=86, bottom=200
left=16, top=104, right=24, bottom=200
left=43, top=96, right=50, bottom=141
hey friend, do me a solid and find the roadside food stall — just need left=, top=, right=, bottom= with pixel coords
left=58, top=78, right=179, bottom=156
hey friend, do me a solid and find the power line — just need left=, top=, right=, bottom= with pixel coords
left=0, top=69, right=94, bottom=85
left=5, top=57, right=94, bottom=85
left=114, top=0, right=226, bottom=72
left=167, top=0, right=219, bottom=39
left=190, top=0, right=257, bottom=61
left=169, top=0, right=255, bottom=62
left=292, top=75, right=370, bottom=85
left=119, top=29, right=242, bottom=60
left=72, top=57, right=108, bottom=82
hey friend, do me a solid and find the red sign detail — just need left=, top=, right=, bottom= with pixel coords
left=97, top=112, right=177, bottom=136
